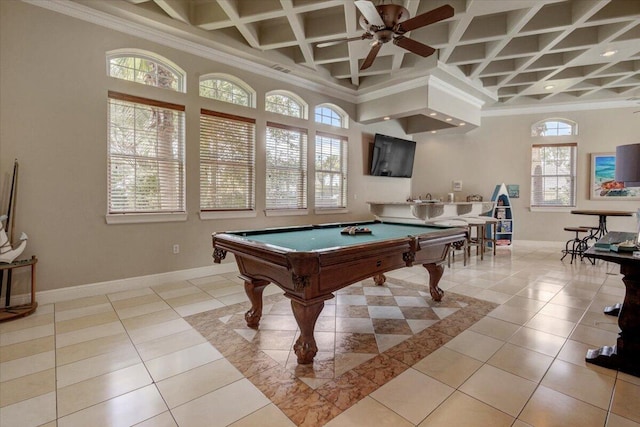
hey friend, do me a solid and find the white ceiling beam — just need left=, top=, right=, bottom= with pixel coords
left=217, top=0, right=260, bottom=48
left=469, top=5, right=544, bottom=80
left=280, top=0, right=315, bottom=68
left=153, top=0, right=191, bottom=24
left=500, top=0, right=611, bottom=103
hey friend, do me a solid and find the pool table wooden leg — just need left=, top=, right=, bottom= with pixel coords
left=243, top=278, right=270, bottom=328
left=373, top=274, right=386, bottom=286
left=291, top=299, right=324, bottom=364
left=424, top=263, right=444, bottom=302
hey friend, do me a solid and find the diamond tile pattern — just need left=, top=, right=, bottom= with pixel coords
left=196, top=278, right=475, bottom=382
left=185, top=277, right=495, bottom=424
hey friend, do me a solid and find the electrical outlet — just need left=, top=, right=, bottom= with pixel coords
left=172, top=244, right=179, bottom=254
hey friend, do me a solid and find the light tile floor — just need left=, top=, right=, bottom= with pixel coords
left=1, top=241, right=640, bottom=426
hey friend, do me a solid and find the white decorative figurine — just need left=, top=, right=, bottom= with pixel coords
left=0, top=214, right=27, bottom=264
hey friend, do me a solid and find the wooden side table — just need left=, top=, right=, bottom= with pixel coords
left=0, top=255, right=38, bottom=322
left=584, top=233, right=640, bottom=376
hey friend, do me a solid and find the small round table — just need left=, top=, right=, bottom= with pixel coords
left=570, top=210, right=634, bottom=239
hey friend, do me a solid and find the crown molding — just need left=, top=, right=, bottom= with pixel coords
left=482, top=99, right=639, bottom=117
left=22, top=0, right=359, bottom=104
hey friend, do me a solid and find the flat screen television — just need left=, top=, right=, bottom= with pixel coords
left=370, top=133, right=416, bottom=178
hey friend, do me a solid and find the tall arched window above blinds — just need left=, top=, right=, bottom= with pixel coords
left=531, top=118, right=578, bottom=137
left=265, top=91, right=307, bottom=119
left=199, top=74, right=256, bottom=108
left=315, top=104, right=349, bottom=129
left=530, top=117, right=579, bottom=209
left=106, top=49, right=185, bottom=92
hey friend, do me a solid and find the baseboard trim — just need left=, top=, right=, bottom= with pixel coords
left=18, top=262, right=240, bottom=306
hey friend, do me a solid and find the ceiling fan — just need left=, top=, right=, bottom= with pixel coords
left=317, top=1, right=454, bottom=70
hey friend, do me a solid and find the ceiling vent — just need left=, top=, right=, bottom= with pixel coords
left=271, top=64, right=291, bottom=74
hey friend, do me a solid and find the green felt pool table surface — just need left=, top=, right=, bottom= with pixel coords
left=228, top=222, right=453, bottom=252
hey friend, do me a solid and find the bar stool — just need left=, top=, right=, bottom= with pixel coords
left=579, top=225, right=599, bottom=265
left=461, top=218, right=485, bottom=260
left=448, top=239, right=468, bottom=267
left=430, top=219, right=468, bottom=267
left=580, top=225, right=600, bottom=246
left=483, top=217, right=498, bottom=256
left=561, top=226, right=590, bottom=264
left=457, top=215, right=498, bottom=257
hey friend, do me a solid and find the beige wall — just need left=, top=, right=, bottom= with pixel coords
left=1, top=1, right=637, bottom=294
left=412, top=110, right=640, bottom=240
left=0, top=1, right=411, bottom=292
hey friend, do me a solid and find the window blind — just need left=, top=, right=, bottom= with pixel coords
left=265, top=122, right=308, bottom=210
left=531, top=142, right=577, bottom=207
left=108, top=91, right=185, bottom=214
left=200, top=109, right=256, bottom=211
left=315, top=132, right=347, bottom=208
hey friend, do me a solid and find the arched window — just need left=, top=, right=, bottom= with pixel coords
left=105, top=49, right=186, bottom=224
left=106, top=49, right=185, bottom=92
left=531, top=118, right=577, bottom=137
left=265, top=91, right=307, bottom=119
left=199, top=74, right=255, bottom=107
left=315, top=104, right=349, bottom=128
left=530, top=117, right=579, bottom=209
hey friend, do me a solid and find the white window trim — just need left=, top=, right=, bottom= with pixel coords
left=106, top=48, right=186, bottom=93
left=106, top=212, right=187, bottom=224
left=314, top=103, right=349, bottom=129
left=265, top=90, right=308, bottom=119
left=264, top=209, right=309, bottom=217
left=531, top=118, right=578, bottom=137
left=314, top=208, right=349, bottom=215
left=528, top=206, right=572, bottom=213
left=107, top=92, right=186, bottom=218
left=314, top=132, right=348, bottom=209
left=199, top=211, right=257, bottom=220
left=199, top=73, right=256, bottom=108
left=530, top=142, right=577, bottom=208
left=199, top=110, right=256, bottom=212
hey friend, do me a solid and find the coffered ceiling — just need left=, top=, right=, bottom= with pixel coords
left=40, top=0, right=640, bottom=113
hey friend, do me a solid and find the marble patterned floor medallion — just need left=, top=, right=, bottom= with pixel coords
left=186, top=277, right=497, bottom=426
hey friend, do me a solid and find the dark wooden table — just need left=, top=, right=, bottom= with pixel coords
left=584, top=232, right=640, bottom=376
left=571, top=210, right=634, bottom=239
left=212, top=221, right=465, bottom=364
left=0, top=256, right=38, bottom=322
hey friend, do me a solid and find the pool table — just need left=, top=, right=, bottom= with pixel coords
left=212, top=220, right=466, bottom=364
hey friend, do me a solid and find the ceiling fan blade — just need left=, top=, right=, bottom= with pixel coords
left=316, top=34, right=370, bottom=48
left=355, top=0, right=384, bottom=27
left=393, top=36, right=436, bottom=57
left=360, top=42, right=382, bottom=70
left=396, top=4, right=454, bottom=33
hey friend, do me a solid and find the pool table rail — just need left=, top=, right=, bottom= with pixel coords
left=212, top=226, right=464, bottom=298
